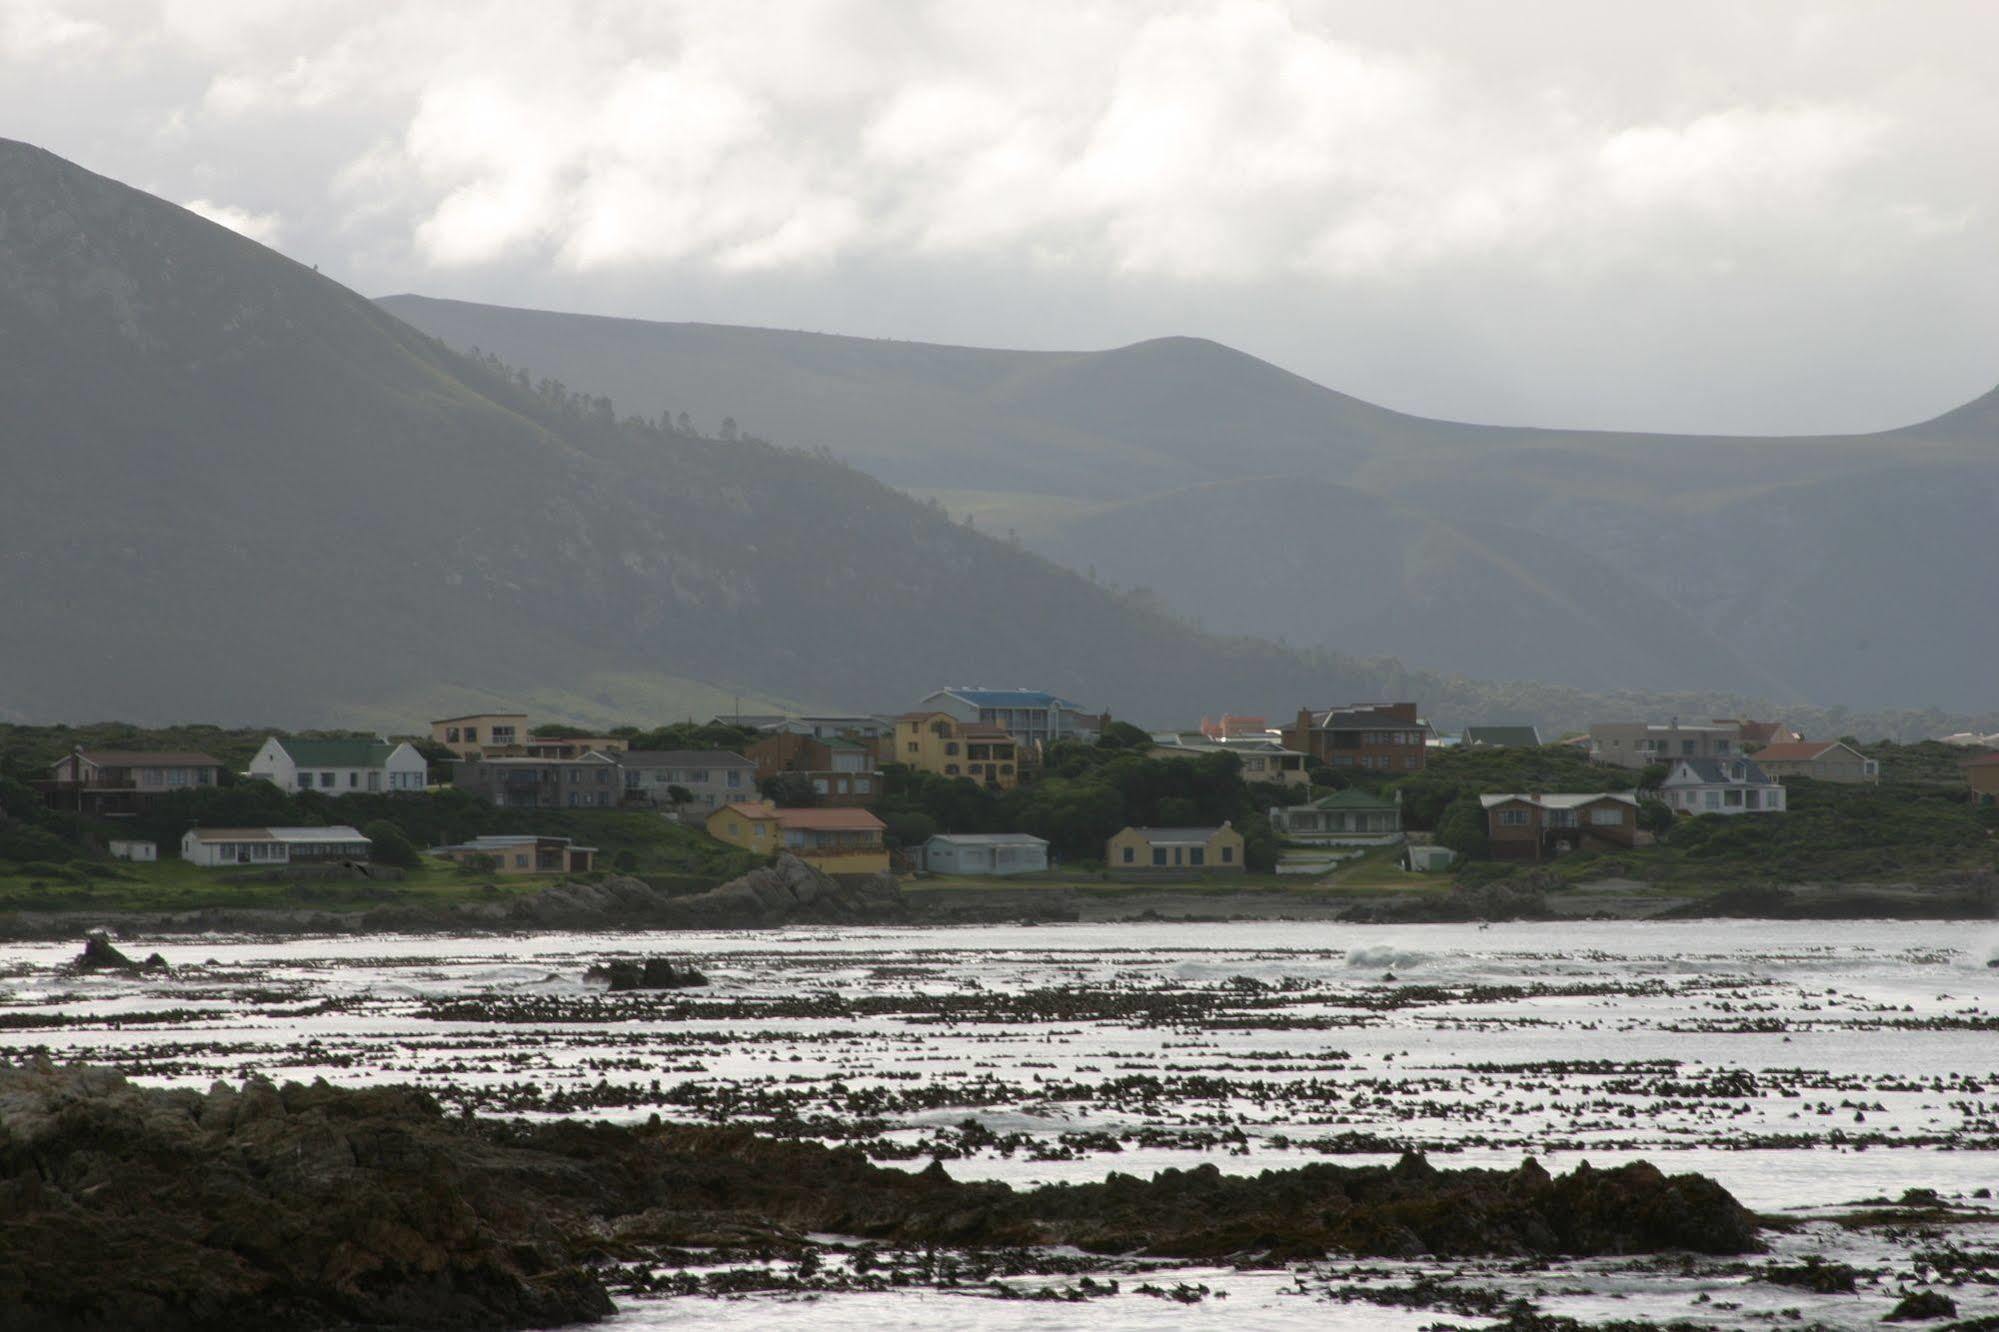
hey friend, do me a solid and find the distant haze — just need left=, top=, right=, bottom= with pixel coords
left=5, top=2, right=1999, bottom=435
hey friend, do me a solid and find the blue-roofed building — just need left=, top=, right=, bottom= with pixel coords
left=916, top=687, right=1104, bottom=752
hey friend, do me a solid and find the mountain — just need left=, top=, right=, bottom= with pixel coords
left=0, top=138, right=1418, bottom=729
left=379, top=296, right=1999, bottom=710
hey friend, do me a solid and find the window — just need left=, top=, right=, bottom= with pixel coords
left=167, top=768, right=189, bottom=787
left=491, top=726, right=516, bottom=745
left=348, top=772, right=359, bottom=788
left=319, top=772, right=335, bottom=789
left=1403, top=757, right=1418, bottom=769
left=1122, top=846, right=1135, bottom=864
left=855, top=778, right=872, bottom=794
left=367, top=772, right=380, bottom=791
left=514, top=854, right=528, bottom=867
left=1189, top=847, right=1205, bottom=867
left=944, top=764, right=960, bottom=776
left=595, top=769, right=607, bottom=783
left=1704, top=791, right=1720, bottom=810
left=690, top=770, right=708, bottom=783
left=907, top=742, right=919, bottom=754
left=945, top=742, right=960, bottom=756
left=1497, top=809, right=1530, bottom=827
left=813, top=779, right=830, bottom=795
left=1221, top=845, right=1234, bottom=863
left=1715, top=740, right=1731, bottom=754
left=465, top=727, right=480, bottom=743
left=1681, top=740, right=1696, bottom=756
left=1724, top=789, right=1743, bottom=807
left=1152, top=848, right=1167, bottom=866
left=568, top=793, right=579, bottom=807
left=727, top=770, right=742, bottom=788
left=1590, top=807, right=1625, bottom=826
left=568, top=770, right=579, bottom=784
left=141, top=768, right=163, bottom=787
left=446, top=727, right=461, bottom=743
left=298, top=772, right=314, bottom=790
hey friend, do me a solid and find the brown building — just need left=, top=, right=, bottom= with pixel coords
left=41, top=749, right=226, bottom=816
left=1481, top=793, right=1640, bottom=863
left=745, top=733, right=881, bottom=806
left=1964, top=753, right=1999, bottom=807
left=1749, top=740, right=1879, bottom=785
left=453, top=753, right=621, bottom=808
left=1282, top=703, right=1431, bottom=775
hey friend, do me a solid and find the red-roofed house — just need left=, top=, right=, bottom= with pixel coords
left=1964, top=753, right=1999, bottom=807
left=705, top=801, right=889, bottom=873
left=1748, top=740, right=1879, bottom=785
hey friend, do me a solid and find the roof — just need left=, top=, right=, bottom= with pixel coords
left=1462, top=726, right=1541, bottom=748
left=188, top=825, right=370, bottom=843
left=273, top=737, right=399, bottom=767
left=776, top=807, right=887, bottom=832
left=71, top=750, right=223, bottom=767
left=1730, top=720, right=1794, bottom=746
left=1480, top=792, right=1639, bottom=810
left=712, top=801, right=781, bottom=821
left=1663, top=757, right=1775, bottom=786
left=927, top=833, right=1049, bottom=848
left=1749, top=741, right=1845, bottom=762
left=461, top=752, right=617, bottom=767
left=1301, top=788, right=1399, bottom=811
left=618, top=749, right=756, bottom=768
left=431, top=713, right=527, bottom=724
left=1307, top=706, right=1431, bottom=733
left=1117, top=825, right=1235, bottom=844
left=433, top=835, right=596, bottom=853
left=934, top=688, right=1084, bottom=710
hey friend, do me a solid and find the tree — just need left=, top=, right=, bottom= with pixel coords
left=360, top=820, right=420, bottom=869
left=1637, top=798, right=1675, bottom=836
left=1096, top=720, right=1153, bottom=750
left=759, top=772, right=818, bottom=807
left=666, top=784, right=694, bottom=817
left=1433, top=797, right=1490, bottom=860
left=882, top=810, right=938, bottom=849
left=719, top=416, right=739, bottom=441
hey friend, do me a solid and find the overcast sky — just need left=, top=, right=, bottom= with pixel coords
left=6, top=0, right=1998, bottom=433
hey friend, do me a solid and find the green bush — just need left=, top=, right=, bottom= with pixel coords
left=360, top=820, right=421, bottom=869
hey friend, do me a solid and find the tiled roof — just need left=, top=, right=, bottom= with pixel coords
left=619, top=749, right=756, bottom=768
left=776, top=807, right=886, bottom=832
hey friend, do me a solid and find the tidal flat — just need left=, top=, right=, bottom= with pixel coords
left=6, top=919, right=1999, bottom=1330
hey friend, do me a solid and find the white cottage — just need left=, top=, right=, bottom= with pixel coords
left=1660, top=757, right=1787, bottom=816
left=921, top=833, right=1050, bottom=877
left=248, top=737, right=428, bottom=796
left=181, top=825, right=373, bottom=867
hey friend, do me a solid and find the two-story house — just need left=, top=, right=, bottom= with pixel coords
left=430, top=713, right=528, bottom=760
left=1480, top=793, right=1641, bottom=862
left=1660, top=757, right=1787, bottom=815
left=616, top=750, right=758, bottom=813
left=248, top=737, right=429, bottom=796
left=1148, top=733, right=1311, bottom=788
left=915, top=688, right=1102, bottom=753
left=42, top=749, right=226, bottom=815
left=1748, top=740, right=1879, bottom=785
left=1281, top=703, right=1431, bottom=775
left=1589, top=720, right=1744, bottom=770
left=453, top=752, right=621, bottom=808
left=745, top=733, right=881, bottom=806
left=893, top=712, right=1021, bottom=788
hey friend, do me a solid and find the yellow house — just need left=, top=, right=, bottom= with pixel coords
left=893, top=711, right=1021, bottom=788
left=706, top=801, right=890, bottom=874
left=707, top=801, right=782, bottom=855
left=431, top=713, right=528, bottom=760
left=1106, top=822, right=1247, bottom=878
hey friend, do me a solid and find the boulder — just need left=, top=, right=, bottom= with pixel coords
left=584, top=958, right=709, bottom=991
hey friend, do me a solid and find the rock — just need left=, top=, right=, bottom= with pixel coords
left=584, top=958, right=709, bottom=991
left=1884, top=1289, right=1957, bottom=1321
left=68, top=931, right=168, bottom=973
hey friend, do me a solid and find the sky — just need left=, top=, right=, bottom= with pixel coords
left=5, top=0, right=1998, bottom=434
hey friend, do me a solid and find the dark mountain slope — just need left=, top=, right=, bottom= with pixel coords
left=381, top=297, right=1999, bottom=710
left=0, top=138, right=1412, bottom=726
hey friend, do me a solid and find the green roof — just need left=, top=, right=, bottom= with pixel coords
left=1304, top=788, right=1399, bottom=811
left=277, top=737, right=398, bottom=767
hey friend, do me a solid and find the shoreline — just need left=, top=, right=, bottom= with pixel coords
left=3, top=875, right=1994, bottom=940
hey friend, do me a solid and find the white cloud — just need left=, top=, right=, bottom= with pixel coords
left=181, top=196, right=284, bottom=244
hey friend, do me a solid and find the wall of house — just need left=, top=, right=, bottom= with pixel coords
left=1105, top=828, right=1246, bottom=876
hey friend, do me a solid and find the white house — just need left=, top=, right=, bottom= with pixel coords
left=1660, top=757, right=1787, bottom=816
left=249, top=737, right=428, bottom=796
left=108, top=839, right=156, bottom=862
left=180, top=826, right=373, bottom=867
left=922, top=833, right=1050, bottom=877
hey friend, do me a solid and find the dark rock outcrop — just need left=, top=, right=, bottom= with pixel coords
left=0, top=1063, right=1763, bottom=1330
left=67, top=931, right=168, bottom=973
left=584, top=958, right=708, bottom=991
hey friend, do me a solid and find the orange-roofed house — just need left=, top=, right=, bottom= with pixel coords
left=1747, top=740, right=1880, bottom=785
left=705, top=802, right=890, bottom=873
left=1964, top=753, right=1999, bottom=807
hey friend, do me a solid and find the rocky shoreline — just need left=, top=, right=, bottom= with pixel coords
left=0, top=1060, right=1762, bottom=1330
left=3, top=857, right=1995, bottom=941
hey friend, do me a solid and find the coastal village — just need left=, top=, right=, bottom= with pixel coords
left=8, top=687, right=1997, bottom=901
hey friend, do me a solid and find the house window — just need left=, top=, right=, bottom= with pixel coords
left=945, top=764, right=959, bottom=776
left=1122, top=846, right=1135, bottom=864
left=907, top=742, right=919, bottom=754
left=514, top=854, right=528, bottom=867
left=491, top=726, right=516, bottom=745
left=1151, top=848, right=1167, bottom=866
left=298, top=772, right=314, bottom=790
left=690, top=770, right=708, bottom=783
left=1704, top=791, right=1720, bottom=809
left=465, top=728, right=479, bottom=743
left=368, top=772, right=381, bottom=791
left=348, top=772, right=359, bottom=788
left=856, top=778, right=872, bottom=794
left=568, top=793, right=579, bottom=807
left=595, top=769, right=607, bottom=783
left=1497, top=810, right=1530, bottom=827
left=447, top=727, right=461, bottom=743
left=945, top=742, right=960, bottom=756
left=999, top=764, right=1013, bottom=776
left=1403, top=756, right=1418, bottom=769
left=1221, top=845, right=1234, bottom=863
left=167, top=768, right=189, bottom=787
left=1189, top=847, right=1205, bottom=867
left=1590, top=808, right=1625, bottom=826
left=319, top=772, right=335, bottom=788
left=1724, top=789, right=1743, bottom=807
left=813, top=779, right=829, bottom=794
left=727, top=770, right=742, bottom=788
